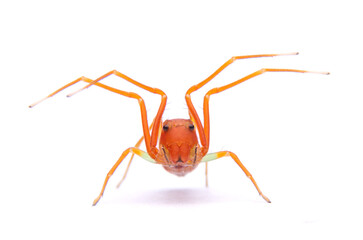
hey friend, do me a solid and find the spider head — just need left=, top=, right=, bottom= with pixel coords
left=158, top=119, right=201, bottom=176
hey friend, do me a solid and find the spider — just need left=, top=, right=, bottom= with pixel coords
left=29, top=52, right=329, bottom=205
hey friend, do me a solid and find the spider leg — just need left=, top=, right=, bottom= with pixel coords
left=189, top=111, right=209, bottom=187
left=30, top=71, right=167, bottom=158
left=29, top=77, right=83, bottom=108
left=205, top=162, right=209, bottom=187
left=185, top=52, right=298, bottom=153
left=203, top=68, right=329, bottom=150
left=202, top=151, right=270, bottom=203
left=79, top=77, right=158, bottom=157
left=200, top=68, right=328, bottom=202
left=66, top=70, right=166, bottom=155
left=115, top=134, right=145, bottom=189
left=92, top=147, right=155, bottom=206
left=116, top=117, right=155, bottom=188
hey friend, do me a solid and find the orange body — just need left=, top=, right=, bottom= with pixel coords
left=157, top=119, right=202, bottom=176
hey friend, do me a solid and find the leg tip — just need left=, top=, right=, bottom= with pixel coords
left=261, top=194, right=271, bottom=203
left=92, top=197, right=101, bottom=206
left=29, top=96, right=48, bottom=108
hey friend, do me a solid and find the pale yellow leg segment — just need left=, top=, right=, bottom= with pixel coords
left=202, top=151, right=271, bottom=203
left=29, top=78, right=84, bottom=108
left=92, top=147, right=155, bottom=206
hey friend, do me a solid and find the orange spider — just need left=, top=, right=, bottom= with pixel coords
left=30, top=52, right=329, bottom=206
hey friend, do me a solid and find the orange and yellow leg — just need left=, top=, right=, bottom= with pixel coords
left=116, top=118, right=156, bottom=188
left=202, top=151, right=270, bottom=203
left=200, top=68, right=328, bottom=202
left=202, top=68, right=329, bottom=150
left=93, top=147, right=155, bottom=206
left=65, top=70, right=167, bottom=155
left=29, top=72, right=167, bottom=158
left=185, top=52, right=299, bottom=153
left=115, top=134, right=146, bottom=189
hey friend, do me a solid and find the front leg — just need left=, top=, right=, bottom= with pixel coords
left=30, top=75, right=166, bottom=159
left=202, top=68, right=329, bottom=152
left=185, top=52, right=299, bottom=153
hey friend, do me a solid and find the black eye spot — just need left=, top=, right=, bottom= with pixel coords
left=163, top=125, right=169, bottom=131
left=189, top=124, right=195, bottom=130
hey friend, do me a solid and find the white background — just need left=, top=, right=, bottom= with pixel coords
left=1, top=0, right=362, bottom=239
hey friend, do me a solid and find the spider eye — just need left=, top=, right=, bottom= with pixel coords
left=163, top=125, right=169, bottom=131
left=189, top=124, right=195, bottom=130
